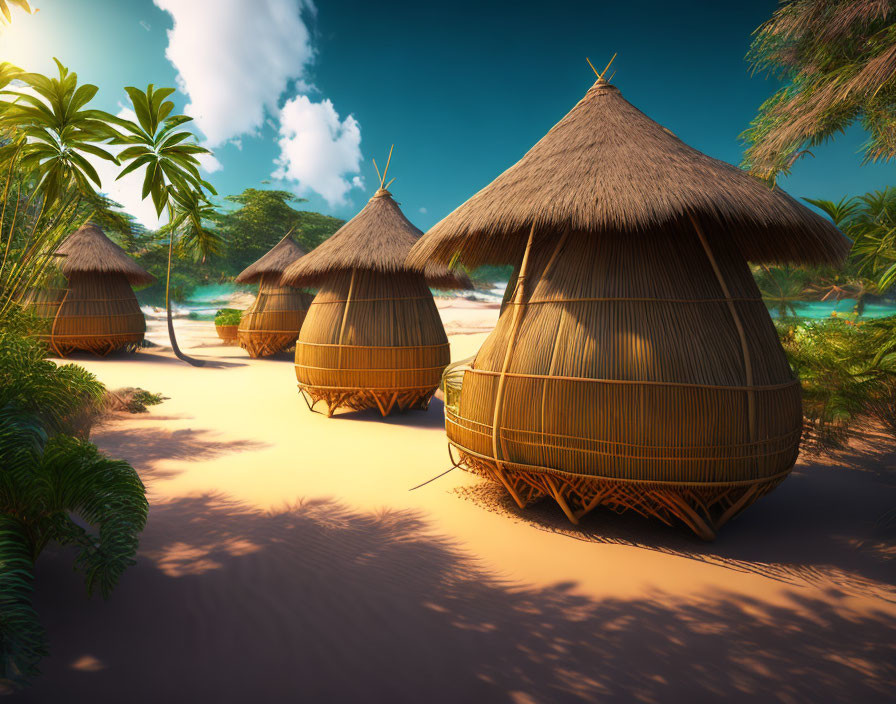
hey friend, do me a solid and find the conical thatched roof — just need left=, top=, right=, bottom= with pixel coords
left=280, top=188, right=470, bottom=289
left=407, top=80, right=850, bottom=269
left=235, top=232, right=307, bottom=284
left=56, top=222, right=154, bottom=286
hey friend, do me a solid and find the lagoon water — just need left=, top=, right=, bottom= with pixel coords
left=142, top=281, right=896, bottom=321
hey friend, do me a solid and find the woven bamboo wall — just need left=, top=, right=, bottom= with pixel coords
left=41, top=272, right=146, bottom=356
left=295, top=269, right=450, bottom=415
left=446, top=224, right=801, bottom=537
left=21, top=271, right=67, bottom=338
left=238, top=275, right=313, bottom=357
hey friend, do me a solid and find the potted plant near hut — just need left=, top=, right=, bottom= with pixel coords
left=214, top=308, right=242, bottom=344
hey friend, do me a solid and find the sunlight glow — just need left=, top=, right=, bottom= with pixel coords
left=0, top=6, right=65, bottom=74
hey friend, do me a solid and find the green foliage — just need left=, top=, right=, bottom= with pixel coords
left=0, top=59, right=119, bottom=317
left=753, top=265, right=813, bottom=317
left=468, top=264, right=513, bottom=286
left=213, top=188, right=343, bottom=275
left=214, top=308, right=242, bottom=327
left=0, top=321, right=104, bottom=437
left=743, top=1, right=896, bottom=180
left=807, top=188, right=896, bottom=296
left=778, top=316, right=896, bottom=452
left=121, top=388, right=166, bottom=413
left=0, top=321, right=148, bottom=688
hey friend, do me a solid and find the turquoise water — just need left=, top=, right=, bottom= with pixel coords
left=776, top=300, right=896, bottom=320
left=146, top=281, right=896, bottom=322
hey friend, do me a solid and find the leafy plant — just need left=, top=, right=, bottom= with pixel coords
left=0, top=321, right=147, bottom=688
left=754, top=265, right=812, bottom=317
left=214, top=308, right=242, bottom=327
left=0, top=406, right=148, bottom=687
left=0, top=60, right=118, bottom=317
left=778, top=316, right=896, bottom=452
left=743, top=1, right=896, bottom=181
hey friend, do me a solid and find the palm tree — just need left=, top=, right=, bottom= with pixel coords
left=109, top=85, right=217, bottom=366
left=754, top=264, right=810, bottom=318
left=0, top=59, right=119, bottom=316
left=743, top=1, right=896, bottom=181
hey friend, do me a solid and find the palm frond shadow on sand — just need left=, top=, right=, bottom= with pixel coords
left=21, top=491, right=896, bottom=703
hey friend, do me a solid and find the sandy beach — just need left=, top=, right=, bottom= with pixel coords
left=13, top=298, right=895, bottom=703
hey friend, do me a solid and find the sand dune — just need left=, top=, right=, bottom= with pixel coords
left=14, top=305, right=896, bottom=703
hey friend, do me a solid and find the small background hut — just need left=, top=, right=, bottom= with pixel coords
left=408, top=72, right=848, bottom=538
left=24, top=222, right=153, bottom=356
left=235, top=233, right=312, bottom=357
left=281, top=153, right=470, bottom=417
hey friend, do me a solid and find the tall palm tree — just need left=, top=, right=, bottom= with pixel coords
left=0, top=59, right=119, bottom=315
left=109, top=85, right=217, bottom=366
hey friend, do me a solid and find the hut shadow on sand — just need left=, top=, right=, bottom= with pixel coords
left=454, top=434, right=896, bottom=596
left=21, top=492, right=895, bottom=703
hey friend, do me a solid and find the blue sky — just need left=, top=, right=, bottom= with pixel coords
left=1, top=0, right=892, bottom=229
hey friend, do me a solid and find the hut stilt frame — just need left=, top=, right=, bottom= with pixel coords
left=447, top=444, right=786, bottom=540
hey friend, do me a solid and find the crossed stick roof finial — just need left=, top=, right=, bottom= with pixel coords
left=586, top=53, right=617, bottom=82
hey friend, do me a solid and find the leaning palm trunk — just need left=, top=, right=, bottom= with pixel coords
left=164, top=227, right=204, bottom=366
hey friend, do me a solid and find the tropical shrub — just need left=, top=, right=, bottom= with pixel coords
left=0, top=322, right=148, bottom=688
left=778, top=317, right=896, bottom=452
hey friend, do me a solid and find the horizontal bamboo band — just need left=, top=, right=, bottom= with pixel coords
left=449, top=442, right=794, bottom=488
left=46, top=333, right=144, bottom=339
left=296, top=363, right=446, bottom=373
left=298, top=383, right=439, bottom=392
left=297, top=341, right=450, bottom=351
left=517, top=296, right=765, bottom=305
left=239, top=328, right=300, bottom=334
left=462, top=367, right=800, bottom=392
left=54, top=297, right=146, bottom=303
left=448, top=418, right=796, bottom=462
left=445, top=407, right=801, bottom=450
left=310, top=296, right=433, bottom=304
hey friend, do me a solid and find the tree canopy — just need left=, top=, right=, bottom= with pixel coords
left=213, top=188, right=344, bottom=276
left=743, top=0, right=896, bottom=181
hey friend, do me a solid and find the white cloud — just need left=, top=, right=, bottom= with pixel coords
left=272, top=96, right=363, bottom=207
left=153, top=0, right=316, bottom=147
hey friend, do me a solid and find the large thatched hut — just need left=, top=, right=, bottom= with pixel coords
left=281, top=176, right=471, bottom=417
left=235, top=232, right=312, bottom=358
left=407, top=77, right=849, bottom=539
left=24, top=222, right=153, bottom=356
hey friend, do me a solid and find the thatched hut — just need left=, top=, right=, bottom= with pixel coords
left=235, top=233, right=312, bottom=357
left=24, top=222, right=153, bottom=356
left=407, top=77, right=849, bottom=539
left=281, top=173, right=470, bottom=417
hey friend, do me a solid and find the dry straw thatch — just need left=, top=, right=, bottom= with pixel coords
left=411, top=76, right=849, bottom=539
left=282, top=155, right=470, bottom=417
left=23, top=222, right=153, bottom=356
left=235, top=233, right=312, bottom=357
